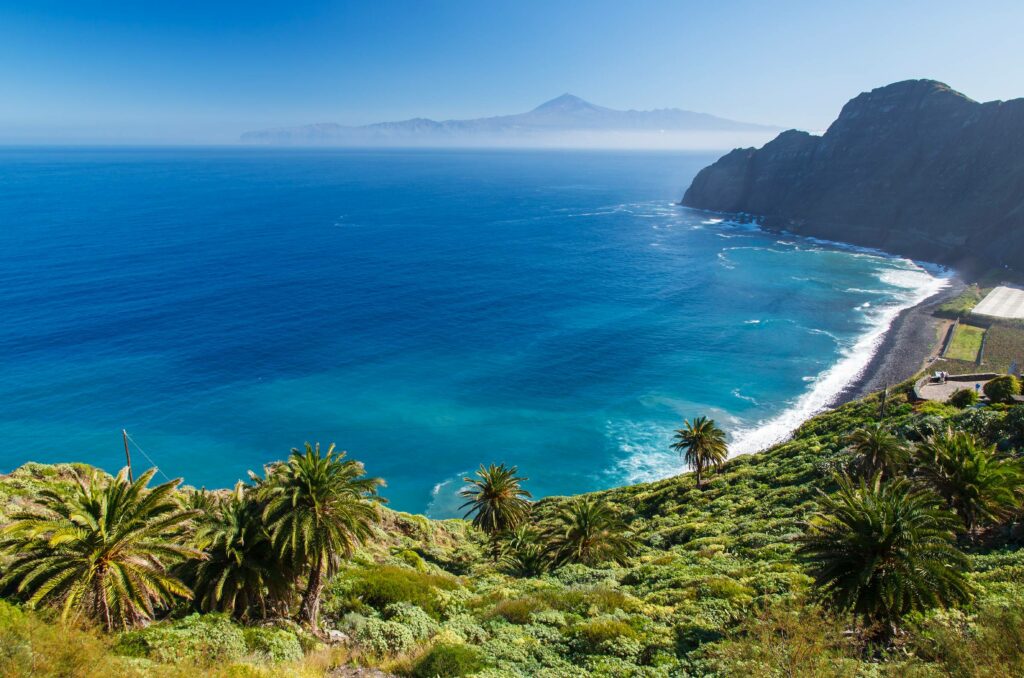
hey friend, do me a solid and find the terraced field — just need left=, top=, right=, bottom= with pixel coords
left=945, top=323, right=985, bottom=362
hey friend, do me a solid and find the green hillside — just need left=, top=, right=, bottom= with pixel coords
left=2, top=384, right=1023, bottom=677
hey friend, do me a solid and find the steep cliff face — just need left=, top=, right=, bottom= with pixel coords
left=682, top=80, right=1024, bottom=269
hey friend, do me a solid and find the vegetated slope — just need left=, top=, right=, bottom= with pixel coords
left=682, top=79, right=1024, bottom=271
left=2, top=387, right=1023, bottom=677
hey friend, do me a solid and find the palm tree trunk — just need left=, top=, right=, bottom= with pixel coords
left=695, top=464, right=703, bottom=488
left=95, top=569, right=113, bottom=632
left=300, top=561, right=326, bottom=635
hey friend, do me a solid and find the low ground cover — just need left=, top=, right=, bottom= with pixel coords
left=944, top=323, right=985, bottom=362
left=2, top=385, right=1023, bottom=676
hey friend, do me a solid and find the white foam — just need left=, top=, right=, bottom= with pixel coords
left=606, top=213, right=952, bottom=482
left=424, top=471, right=471, bottom=519
left=607, top=420, right=683, bottom=484
left=732, top=388, right=759, bottom=405
left=728, top=260, right=948, bottom=456
left=807, top=327, right=842, bottom=344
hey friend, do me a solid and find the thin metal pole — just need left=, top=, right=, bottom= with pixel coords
left=122, top=429, right=134, bottom=483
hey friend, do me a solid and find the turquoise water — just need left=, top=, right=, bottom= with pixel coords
left=0, top=148, right=944, bottom=515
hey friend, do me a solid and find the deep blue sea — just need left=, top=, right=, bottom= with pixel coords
left=0, top=148, right=945, bottom=515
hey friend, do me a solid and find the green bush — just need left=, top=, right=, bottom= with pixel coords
left=949, top=388, right=980, bottom=408
left=440, top=614, right=489, bottom=644
left=906, top=603, right=1024, bottom=676
left=0, top=600, right=129, bottom=678
left=488, top=596, right=547, bottom=624
left=398, top=549, right=428, bottom=572
left=242, top=626, right=304, bottom=662
left=114, top=613, right=247, bottom=666
left=984, top=376, right=1021, bottom=404
left=384, top=602, right=438, bottom=640
left=329, top=565, right=458, bottom=620
left=571, top=618, right=639, bottom=655
left=917, top=400, right=961, bottom=418
left=352, top=617, right=416, bottom=657
left=413, top=642, right=486, bottom=677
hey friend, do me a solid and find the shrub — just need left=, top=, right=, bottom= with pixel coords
left=954, top=407, right=1004, bottom=441
left=906, top=603, right=1024, bottom=676
left=706, top=601, right=862, bottom=676
left=242, top=626, right=304, bottom=662
left=352, top=618, right=416, bottom=657
left=413, top=643, right=487, bottom=677
left=384, top=602, right=438, bottom=640
left=675, top=621, right=725, bottom=654
left=329, top=566, right=458, bottom=620
left=984, top=376, right=1021, bottom=404
left=440, top=614, right=489, bottom=644
left=571, top=618, right=639, bottom=655
left=398, top=549, right=428, bottom=572
left=917, top=400, right=961, bottom=418
left=0, top=600, right=128, bottom=678
left=999, top=405, right=1024, bottom=447
left=488, top=597, right=547, bottom=624
left=114, top=613, right=247, bottom=666
left=949, top=388, right=980, bottom=408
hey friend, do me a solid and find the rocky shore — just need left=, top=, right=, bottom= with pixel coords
left=837, top=275, right=965, bottom=404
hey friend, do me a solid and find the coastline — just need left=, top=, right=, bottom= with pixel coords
left=836, top=273, right=965, bottom=405
left=700, top=209, right=964, bottom=458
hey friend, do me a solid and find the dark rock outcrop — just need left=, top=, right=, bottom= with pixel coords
left=682, top=80, right=1024, bottom=270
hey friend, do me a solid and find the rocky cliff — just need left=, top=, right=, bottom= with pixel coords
left=682, top=80, right=1024, bottom=270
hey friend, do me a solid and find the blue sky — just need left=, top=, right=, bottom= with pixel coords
left=2, top=0, right=1022, bottom=142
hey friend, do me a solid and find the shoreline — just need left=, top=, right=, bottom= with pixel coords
left=835, top=273, right=965, bottom=406
left=686, top=208, right=968, bottom=457
left=706, top=204, right=965, bottom=458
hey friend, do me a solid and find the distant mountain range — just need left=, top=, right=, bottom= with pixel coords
left=240, top=94, right=781, bottom=149
left=682, top=80, right=1024, bottom=271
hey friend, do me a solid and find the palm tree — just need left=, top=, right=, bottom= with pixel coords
left=499, top=524, right=550, bottom=577
left=256, top=443, right=383, bottom=634
left=459, top=464, right=532, bottom=558
left=671, top=416, right=728, bottom=488
left=546, top=496, right=638, bottom=567
left=844, top=423, right=908, bottom=479
left=914, top=428, right=1024, bottom=534
left=183, top=483, right=292, bottom=620
left=797, top=475, right=971, bottom=631
left=0, top=468, right=201, bottom=631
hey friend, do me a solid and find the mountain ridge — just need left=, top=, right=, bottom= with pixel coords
left=681, top=79, right=1024, bottom=271
left=241, top=94, right=780, bottom=148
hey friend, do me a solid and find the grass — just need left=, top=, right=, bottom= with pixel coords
left=944, top=323, right=985, bottom=362
left=936, top=284, right=984, bottom=319
left=978, top=322, right=1024, bottom=374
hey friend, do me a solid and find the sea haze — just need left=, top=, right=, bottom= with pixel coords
left=0, top=148, right=945, bottom=515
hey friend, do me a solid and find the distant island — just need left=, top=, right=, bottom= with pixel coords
left=681, top=79, right=1024, bottom=272
left=240, top=94, right=781, bottom=149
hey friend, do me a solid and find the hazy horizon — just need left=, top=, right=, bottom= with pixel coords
left=2, top=0, right=1023, bottom=145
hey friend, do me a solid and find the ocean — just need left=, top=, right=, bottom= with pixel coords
left=0, top=147, right=946, bottom=516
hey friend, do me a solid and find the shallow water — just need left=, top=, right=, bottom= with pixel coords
left=0, top=147, right=945, bottom=515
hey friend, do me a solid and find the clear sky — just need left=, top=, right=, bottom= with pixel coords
left=2, top=0, right=1023, bottom=143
